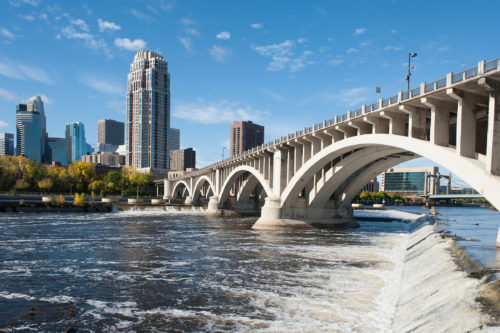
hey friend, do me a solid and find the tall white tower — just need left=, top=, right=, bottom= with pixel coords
left=126, top=50, right=170, bottom=170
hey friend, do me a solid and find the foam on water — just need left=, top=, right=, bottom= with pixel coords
left=0, top=209, right=496, bottom=331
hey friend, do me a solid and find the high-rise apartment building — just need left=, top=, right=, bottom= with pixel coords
left=16, top=96, right=48, bottom=162
left=126, top=50, right=170, bottom=170
left=0, top=133, right=14, bottom=157
left=47, top=137, right=68, bottom=166
left=230, top=121, right=264, bottom=157
left=98, top=119, right=124, bottom=146
left=169, top=148, right=196, bottom=171
left=66, top=122, right=87, bottom=163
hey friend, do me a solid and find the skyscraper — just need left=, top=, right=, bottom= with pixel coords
left=169, top=148, right=196, bottom=171
left=0, top=133, right=14, bottom=157
left=47, top=137, right=68, bottom=166
left=98, top=119, right=124, bottom=146
left=126, top=50, right=170, bottom=170
left=66, top=122, right=86, bottom=163
left=168, top=127, right=180, bottom=155
left=16, top=96, right=48, bottom=162
left=230, top=121, right=264, bottom=157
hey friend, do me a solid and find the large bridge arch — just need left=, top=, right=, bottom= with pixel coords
left=192, top=176, right=216, bottom=204
left=281, top=134, right=500, bottom=210
left=218, top=165, right=273, bottom=209
left=171, top=180, right=192, bottom=199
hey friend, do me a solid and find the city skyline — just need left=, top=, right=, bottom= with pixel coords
left=1, top=1, right=500, bottom=169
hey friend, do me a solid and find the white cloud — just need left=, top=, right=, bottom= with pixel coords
left=9, top=0, right=39, bottom=7
left=60, top=26, right=93, bottom=40
left=359, top=40, right=372, bottom=47
left=81, top=75, right=122, bottom=95
left=0, top=28, right=16, bottom=40
left=173, top=99, right=269, bottom=124
left=297, top=38, right=307, bottom=44
left=0, top=57, right=53, bottom=84
left=70, top=18, right=89, bottom=31
left=114, top=37, right=146, bottom=51
left=98, top=19, right=121, bottom=32
left=303, top=87, right=371, bottom=107
left=346, top=48, right=358, bottom=54
left=354, top=28, right=367, bottom=35
left=178, top=37, right=193, bottom=53
left=209, top=45, right=231, bottom=62
left=384, top=45, right=403, bottom=51
left=130, top=9, right=155, bottom=23
left=0, top=120, right=8, bottom=128
left=250, top=23, right=263, bottom=29
left=181, top=17, right=195, bottom=26
left=19, top=14, right=35, bottom=21
left=39, top=13, right=48, bottom=21
left=186, top=28, right=200, bottom=36
left=38, top=94, right=52, bottom=105
left=0, top=88, right=15, bottom=101
left=216, top=31, right=231, bottom=40
left=254, top=40, right=314, bottom=72
left=328, top=58, right=343, bottom=66
left=259, top=88, right=284, bottom=101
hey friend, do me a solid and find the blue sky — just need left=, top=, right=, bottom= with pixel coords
left=1, top=0, right=500, bottom=178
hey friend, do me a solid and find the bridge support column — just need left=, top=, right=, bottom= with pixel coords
left=184, top=196, right=193, bottom=205
left=205, top=196, right=219, bottom=215
left=163, top=180, right=172, bottom=199
left=480, top=78, right=500, bottom=176
left=252, top=197, right=358, bottom=230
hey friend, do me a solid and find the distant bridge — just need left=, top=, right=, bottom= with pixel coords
left=426, top=194, right=484, bottom=200
left=160, top=58, right=500, bottom=229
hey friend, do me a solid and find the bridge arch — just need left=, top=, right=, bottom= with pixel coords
left=218, top=165, right=273, bottom=209
left=171, top=180, right=192, bottom=199
left=192, top=176, right=216, bottom=204
left=281, top=134, right=500, bottom=210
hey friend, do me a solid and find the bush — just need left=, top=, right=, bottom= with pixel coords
left=74, top=193, right=86, bottom=206
left=55, top=194, right=65, bottom=206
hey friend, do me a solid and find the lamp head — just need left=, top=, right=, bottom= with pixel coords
left=410, top=52, right=418, bottom=58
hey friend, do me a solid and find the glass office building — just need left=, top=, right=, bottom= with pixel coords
left=16, top=96, right=48, bottom=162
left=0, top=133, right=14, bottom=157
left=47, top=137, right=68, bottom=166
left=66, top=122, right=86, bottom=163
left=381, top=166, right=438, bottom=195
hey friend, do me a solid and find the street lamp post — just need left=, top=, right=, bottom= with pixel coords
left=406, top=52, right=418, bottom=91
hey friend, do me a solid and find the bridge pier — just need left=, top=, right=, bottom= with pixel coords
left=252, top=196, right=358, bottom=230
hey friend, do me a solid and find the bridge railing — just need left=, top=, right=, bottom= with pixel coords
left=170, top=58, right=500, bottom=180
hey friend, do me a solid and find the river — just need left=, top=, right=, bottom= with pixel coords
left=0, top=207, right=498, bottom=332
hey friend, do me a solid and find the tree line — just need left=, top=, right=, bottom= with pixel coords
left=0, top=155, right=156, bottom=197
left=355, top=191, right=408, bottom=204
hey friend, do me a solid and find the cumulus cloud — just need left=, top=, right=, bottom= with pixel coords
left=19, top=14, right=35, bottom=21
left=37, top=94, right=52, bottom=105
left=384, top=45, right=403, bottom=51
left=0, top=57, right=53, bottom=84
left=186, top=28, right=200, bottom=36
left=70, top=18, right=89, bottom=31
left=173, top=99, right=269, bottom=124
left=181, top=17, right=195, bottom=26
left=346, top=48, right=358, bottom=54
left=130, top=9, right=156, bottom=23
left=178, top=37, right=194, bottom=53
left=0, top=120, right=8, bottom=128
left=216, top=31, right=231, bottom=40
left=354, top=27, right=367, bottom=35
left=253, top=40, right=314, bottom=72
left=328, top=58, right=343, bottom=66
left=81, top=74, right=122, bottom=95
left=114, top=37, right=147, bottom=51
left=0, top=28, right=16, bottom=40
left=0, top=88, right=15, bottom=101
left=9, top=0, right=39, bottom=7
left=98, top=19, right=121, bottom=32
left=250, top=23, right=263, bottom=29
left=209, top=45, right=231, bottom=62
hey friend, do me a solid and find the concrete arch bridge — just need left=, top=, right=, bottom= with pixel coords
left=162, top=59, right=500, bottom=230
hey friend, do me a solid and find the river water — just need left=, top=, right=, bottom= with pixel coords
left=0, top=208, right=498, bottom=332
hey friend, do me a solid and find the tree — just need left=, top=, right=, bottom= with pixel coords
left=38, top=177, right=53, bottom=193
left=69, top=162, right=96, bottom=193
left=15, top=179, right=29, bottom=192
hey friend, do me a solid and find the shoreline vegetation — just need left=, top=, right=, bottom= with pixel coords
left=0, top=155, right=156, bottom=199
